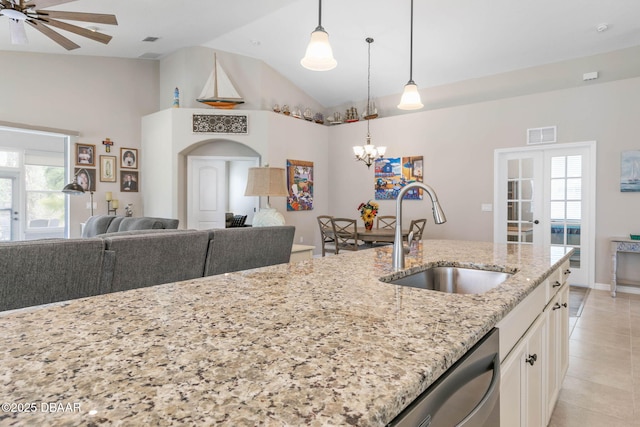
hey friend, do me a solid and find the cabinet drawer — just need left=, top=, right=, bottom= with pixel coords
left=560, top=260, right=571, bottom=285
left=546, top=272, right=564, bottom=302
left=497, top=282, right=546, bottom=363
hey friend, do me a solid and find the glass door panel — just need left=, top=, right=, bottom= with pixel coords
left=503, top=156, right=542, bottom=245
left=548, top=154, right=583, bottom=269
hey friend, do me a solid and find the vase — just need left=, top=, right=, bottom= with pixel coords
left=364, top=220, right=374, bottom=231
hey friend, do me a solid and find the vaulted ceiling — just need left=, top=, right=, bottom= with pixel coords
left=2, top=0, right=639, bottom=108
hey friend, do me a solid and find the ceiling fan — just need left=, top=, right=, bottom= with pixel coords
left=0, top=0, right=117, bottom=50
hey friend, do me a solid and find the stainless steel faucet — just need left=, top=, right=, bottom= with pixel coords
left=393, top=182, right=447, bottom=271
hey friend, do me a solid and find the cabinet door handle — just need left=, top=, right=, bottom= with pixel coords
left=564, top=269, right=571, bottom=275
left=526, top=354, right=537, bottom=365
left=553, top=281, right=562, bottom=288
left=553, top=302, right=562, bottom=310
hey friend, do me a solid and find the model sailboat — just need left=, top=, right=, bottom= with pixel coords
left=196, top=54, right=244, bottom=109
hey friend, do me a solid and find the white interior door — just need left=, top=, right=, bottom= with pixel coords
left=187, top=158, right=227, bottom=229
left=495, top=142, right=595, bottom=286
left=544, top=146, right=593, bottom=286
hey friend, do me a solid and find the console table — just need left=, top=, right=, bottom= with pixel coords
left=610, top=237, right=640, bottom=297
left=290, top=244, right=315, bottom=262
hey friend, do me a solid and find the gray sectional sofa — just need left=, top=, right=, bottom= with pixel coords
left=82, top=215, right=179, bottom=237
left=0, top=226, right=295, bottom=312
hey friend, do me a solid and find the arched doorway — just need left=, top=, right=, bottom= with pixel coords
left=184, top=139, right=260, bottom=229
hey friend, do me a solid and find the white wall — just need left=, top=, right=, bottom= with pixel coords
left=328, top=76, right=640, bottom=284
left=159, top=46, right=326, bottom=113
left=141, top=108, right=328, bottom=248
left=0, top=51, right=159, bottom=236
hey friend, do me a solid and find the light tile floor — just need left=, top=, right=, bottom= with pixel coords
left=549, top=288, right=640, bottom=426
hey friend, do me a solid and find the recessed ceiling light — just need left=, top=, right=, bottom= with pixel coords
left=596, top=23, right=609, bottom=33
left=250, top=39, right=261, bottom=46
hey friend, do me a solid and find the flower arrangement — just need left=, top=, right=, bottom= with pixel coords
left=358, top=200, right=379, bottom=224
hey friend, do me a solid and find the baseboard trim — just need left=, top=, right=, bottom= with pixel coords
left=593, top=282, right=640, bottom=296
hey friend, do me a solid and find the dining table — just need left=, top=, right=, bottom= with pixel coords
left=327, top=226, right=410, bottom=244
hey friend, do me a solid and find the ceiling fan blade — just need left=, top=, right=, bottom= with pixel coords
left=36, top=10, right=118, bottom=25
left=25, top=19, right=79, bottom=50
left=8, top=18, right=28, bottom=44
left=39, top=17, right=112, bottom=44
left=25, top=0, right=75, bottom=9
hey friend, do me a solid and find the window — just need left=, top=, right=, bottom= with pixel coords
left=0, top=150, right=19, bottom=168
left=25, top=164, right=65, bottom=229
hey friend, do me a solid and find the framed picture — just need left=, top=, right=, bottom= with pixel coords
left=100, top=155, right=117, bottom=182
left=374, top=156, right=424, bottom=200
left=120, top=148, right=138, bottom=169
left=74, top=167, right=96, bottom=192
left=75, top=143, right=95, bottom=166
left=120, top=170, right=139, bottom=192
left=286, top=159, right=313, bottom=211
left=621, top=150, right=640, bottom=192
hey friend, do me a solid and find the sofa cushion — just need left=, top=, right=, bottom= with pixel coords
left=0, top=238, right=107, bottom=311
left=96, top=229, right=188, bottom=238
left=106, top=216, right=125, bottom=233
left=102, top=230, right=210, bottom=293
left=82, top=215, right=117, bottom=238
left=117, top=217, right=167, bottom=232
left=204, top=226, right=295, bottom=276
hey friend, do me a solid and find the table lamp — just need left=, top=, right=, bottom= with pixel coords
left=244, top=167, right=288, bottom=227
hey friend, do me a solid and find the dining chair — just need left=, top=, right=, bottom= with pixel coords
left=377, top=215, right=396, bottom=229
left=409, top=218, right=427, bottom=242
left=372, top=215, right=396, bottom=246
left=317, top=215, right=336, bottom=256
left=330, top=217, right=360, bottom=254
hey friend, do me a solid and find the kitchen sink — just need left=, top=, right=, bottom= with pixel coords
left=383, top=266, right=513, bottom=294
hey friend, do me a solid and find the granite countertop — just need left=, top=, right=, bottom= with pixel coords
left=0, top=240, right=571, bottom=426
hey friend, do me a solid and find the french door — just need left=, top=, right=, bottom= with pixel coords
left=494, top=142, right=595, bottom=286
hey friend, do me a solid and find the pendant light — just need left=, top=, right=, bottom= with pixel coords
left=300, top=0, right=337, bottom=71
left=398, top=0, right=424, bottom=110
left=353, top=38, right=386, bottom=168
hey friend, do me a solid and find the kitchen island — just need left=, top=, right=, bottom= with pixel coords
left=0, top=240, right=571, bottom=426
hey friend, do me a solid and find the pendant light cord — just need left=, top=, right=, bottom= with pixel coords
left=317, top=0, right=323, bottom=30
left=366, top=37, right=372, bottom=136
left=409, top=0, right=414, bottom=83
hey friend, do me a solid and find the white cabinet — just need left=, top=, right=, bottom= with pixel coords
left=499, top=261, right=571, bottom=427
left=500, top=314, right=546, bottom=427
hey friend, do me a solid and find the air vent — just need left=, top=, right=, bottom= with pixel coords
left=527, top=126, right=557, bottom=145
left=138, top=52, right=162, bottom=60
left=142, top=36, right=159, bottom=42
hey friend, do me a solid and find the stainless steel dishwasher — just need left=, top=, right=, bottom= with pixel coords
left=388, top=328, right=500, bottom=427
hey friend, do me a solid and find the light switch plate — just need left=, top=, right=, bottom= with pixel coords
left=481, top=203, right=493, bottom=212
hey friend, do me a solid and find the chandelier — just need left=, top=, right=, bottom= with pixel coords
left=353, top=37, right=386, bottom=168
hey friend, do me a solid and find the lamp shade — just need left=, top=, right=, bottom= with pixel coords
left=301, top=29, right=337, bottom=71
left=244, top=167, right=288, bottom=197
left=62, top=181, right=85, bottom=194
left=398, top=82, right=424, bottom=110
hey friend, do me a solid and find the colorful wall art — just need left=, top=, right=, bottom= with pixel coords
left=287, top=159, right=313, bottom=211
left=374, top=156, right=424, bottom=200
